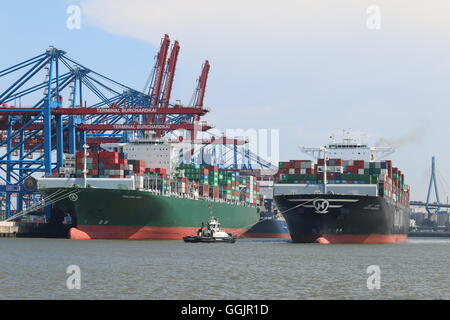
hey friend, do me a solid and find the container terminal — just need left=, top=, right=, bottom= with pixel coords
left=0, top=34, right=279, bottom=238
left=0, top=36, right=449, bottom=239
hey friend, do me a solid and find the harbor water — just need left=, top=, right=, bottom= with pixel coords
left=0, top=237, right=448, bottom=300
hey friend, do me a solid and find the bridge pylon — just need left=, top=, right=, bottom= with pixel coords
left=425, top=156, right=441, bottom=216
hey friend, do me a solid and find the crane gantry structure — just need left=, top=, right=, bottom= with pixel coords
left=0, top=35, right=276, bottom=218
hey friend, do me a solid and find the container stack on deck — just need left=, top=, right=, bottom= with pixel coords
left=176, top=163, right=261, bottom=204
left=275, top=159, right=410, bottom=206
left=73, top=151, right=128, bottom=178
left=75, top=152, right=99, bottom=177
left=141, top=168, right=170, bottom=191
left=57, top=152, right=261, bottom=205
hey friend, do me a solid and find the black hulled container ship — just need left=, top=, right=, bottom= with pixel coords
left=273, top=135, right=411, bottom=244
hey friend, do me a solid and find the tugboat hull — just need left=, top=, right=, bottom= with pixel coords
left=183, top=235, right=237, bottom=243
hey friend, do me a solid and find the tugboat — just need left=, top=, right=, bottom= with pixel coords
left=183, top=217, right=237, bottom=243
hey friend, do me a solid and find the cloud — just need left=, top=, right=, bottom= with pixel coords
left=79, top=1, right=450, bottom=103
left=80, top=0, right=450, bottom=51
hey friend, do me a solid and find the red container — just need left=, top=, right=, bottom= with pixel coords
left=98, top=152, right=118, bottom=159
left=100, top=158, right=118, bottom=164
left=156, top=168, right=167, bottom=175
left=283, top=162, right=292, bottom=168
left=359, top=160, right=365, bottom=168
left=199, top=185, right=209, bottom=195
left=386, top=160, right=392, bottom=168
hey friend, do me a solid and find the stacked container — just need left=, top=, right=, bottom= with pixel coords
left=59, top=154, right=76, bottom=177
left=276, top=158, right=410, bottom=207
left=76, top=151, right=99, bottom=177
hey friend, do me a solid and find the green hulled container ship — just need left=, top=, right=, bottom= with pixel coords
left=39, top=186, right=259, bottom=240
left=37, top=140, right=260, bottom=240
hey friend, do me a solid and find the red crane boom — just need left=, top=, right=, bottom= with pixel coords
left=156, top=40, right=181, bottom=136
left=160, top=41, right=180, bottom=108
left=150, top=34, right=170, bottom=108
left=190, top=60, right=210, bottom=143
left=194, top=60, right=210, bottom=121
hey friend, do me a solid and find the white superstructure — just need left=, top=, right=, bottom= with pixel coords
left=100, top=139, right=183, bottom=174
left=300, top=132, right=395, bottom=161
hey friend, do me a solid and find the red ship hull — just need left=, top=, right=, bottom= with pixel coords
left=70, top=225, right=247, bottom=240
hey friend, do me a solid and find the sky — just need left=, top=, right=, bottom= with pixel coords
left=1, top=0, right=450, bottom=200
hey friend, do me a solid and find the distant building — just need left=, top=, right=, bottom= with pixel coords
left=437, top=212, right=449, bottom=227
left=411, top=211, right=426, bottom=225
left=431, top=214, right=437, bottom=222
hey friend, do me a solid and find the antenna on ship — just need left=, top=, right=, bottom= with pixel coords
left=320, top=146, right=328, bottom=194
left=83, top=144, right=89, bottom=188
